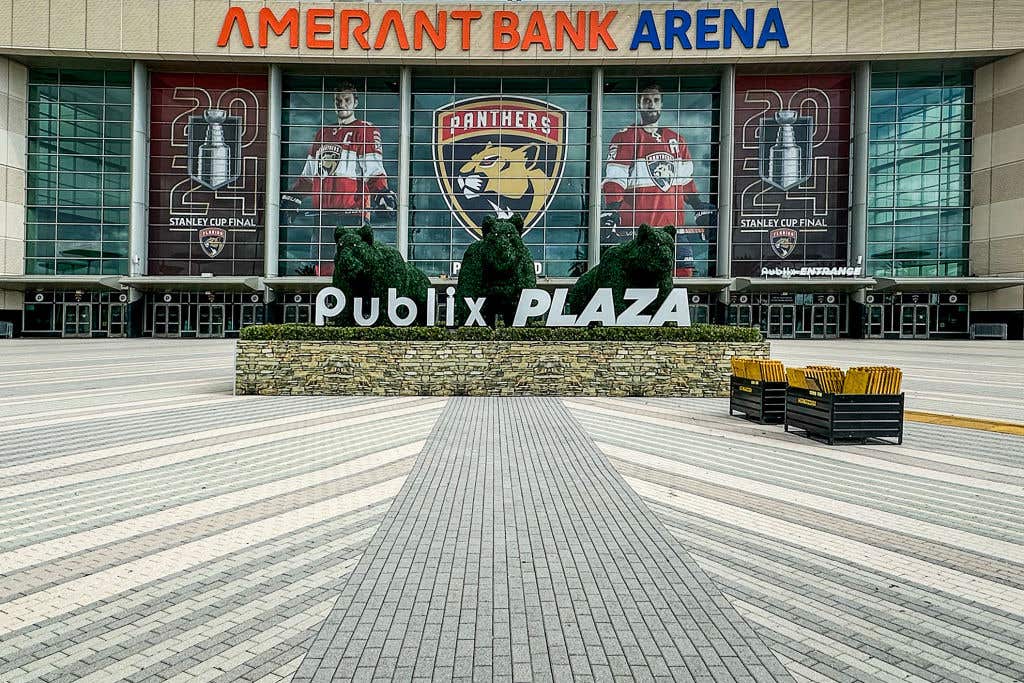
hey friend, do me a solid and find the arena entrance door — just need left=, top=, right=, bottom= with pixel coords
left=62, top=303, right=91, bottom=338
left=197, top=304, right=225, bottom=338
left=108, top=303, right=127, bottom=337
left=865, top=304, right=884, bottom=338
left=810, top=304, right=840, bottom=339
left=900, top=304, right=929, bottom=339
left=767, top=305, right=796, bottom=338
left=153, top=304, right=181, bottom=337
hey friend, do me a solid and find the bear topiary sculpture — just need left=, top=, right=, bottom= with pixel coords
left=568, top=224, right=676, bottom=317
left=454, top=214, right=537, bottom=327
left=331, top=225, right=431, bottom=326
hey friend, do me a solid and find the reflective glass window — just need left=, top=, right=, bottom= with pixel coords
left=26, top=68, right=131, bottom=276
left=867, top=70, right=972, bottom=277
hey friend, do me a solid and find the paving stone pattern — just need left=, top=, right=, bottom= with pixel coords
left=297, top=397, right=792, bottom=682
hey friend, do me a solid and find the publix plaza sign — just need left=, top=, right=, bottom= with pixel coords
left=218, top=7, right=789, bottom=52
left=315, top=287, right=692, bottom=328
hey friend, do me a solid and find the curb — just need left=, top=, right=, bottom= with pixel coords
left=904, top=410, right=1024, bottom=437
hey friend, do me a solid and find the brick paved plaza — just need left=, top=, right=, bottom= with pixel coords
left=1, top=339, right=1023, bottom=682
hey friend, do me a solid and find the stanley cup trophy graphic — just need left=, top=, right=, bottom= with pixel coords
left=188, top=108, right=241, bottom=191
left=758, top=108, right=813, bottom=192
left=198, top=109, right=231, bottom=189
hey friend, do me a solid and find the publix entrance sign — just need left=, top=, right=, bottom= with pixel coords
left=218, top=7, right=788, bottom=52
left=315, top=287, right=692, bottom=328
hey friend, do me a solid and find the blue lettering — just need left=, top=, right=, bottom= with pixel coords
left=757, top=7, right=789, bottom=48
left=664, top=10, right=692, bottom=49
left=695, top=9, right=720, bottom=49
left=630, top=10, right=661, bottom=50
left=723, top=9, right=754, bottom=48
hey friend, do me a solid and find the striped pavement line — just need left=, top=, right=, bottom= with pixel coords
left=0, top=477, right=406, bottom=631
left=600, top=442, right=1024, bottom=563
left=0, top=395, right=241, bottom=433
left=564, top=396, right=1024, bottom=683
left=0, top=363, right=232, bottom=389
left=0, top=396, right=435, bottom=476
left=0, top=441, right=422, bottom=573
left=577, top=413, right=1024, bottom=531
left=0, top=377, right=232, bottom=406
left=0, top=402, right=437, bottom=500
left=0, top=392, right=233, bottom=425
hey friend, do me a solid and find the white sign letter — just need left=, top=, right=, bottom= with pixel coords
left=616, top=288, right=657, bottom=326
left=513, top=289, right=552, bottom=327
left=650, top=288, right=692, bottom=327
left=315, top=287, right=346, bottom=326
left=546, top=289, right=577, bottom=327
left=353, top=297, right=380, bottom=326
left=387, top=288, right=418, bottom=327
left=576, top=288, right=617, bottom=327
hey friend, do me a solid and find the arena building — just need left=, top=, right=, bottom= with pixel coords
left=1, top=1, right=1022, bottom=339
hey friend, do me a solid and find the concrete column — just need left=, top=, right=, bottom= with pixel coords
left=716, top=65, right=736, bottom=306
left=849, top=62, right=871, bottom=336
left=264, top=64, right=282, bottom=280
left=129, top=61, right=149, bottom=278
left=850, top=61, right=870, bottom=271
left=588, top=67, right=603, bottom=268
left=397, top=66, right=412, bottom=260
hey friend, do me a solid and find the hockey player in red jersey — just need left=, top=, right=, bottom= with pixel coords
left=281, top=83, right=396, bottom=227
left=601, top=84, right=716, bottom=276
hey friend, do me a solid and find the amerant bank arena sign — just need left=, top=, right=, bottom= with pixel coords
left=315, top=287, right=692, bottom=327
left=218, top=7, right=789, bottom=52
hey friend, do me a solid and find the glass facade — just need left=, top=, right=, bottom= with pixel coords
left=410, top=77, right=590, bottom=278
left=867, top=70, right=973, bottom=277
left=25, top=69, right=132, bottom=275
left=279, top=75, right=401, bottom=276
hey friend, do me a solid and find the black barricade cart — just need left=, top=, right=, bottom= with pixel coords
left=785, top=386, right=905, bottom=445
left=729, top=375, right=787, bottom=425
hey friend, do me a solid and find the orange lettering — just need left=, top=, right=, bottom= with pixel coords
left=521, top=11, right=552, bottom=51
left=588, top=11, right=617, bottom=50
left=414, top=10, right=447, bottom=50
left=306, top=8, right=333, bottom=49
left=258, top=7, right=298, bottom=49
left=493, top=11, right=519, bottom=51
left=339, top=9, right=370, bottom=50
left=450, top=10, right=483, bottom=50
left=555, top=11, right=586, bottom=50
left=217, top=7, right=253, bottom=48
left=374, top=10, right=410, bottom=50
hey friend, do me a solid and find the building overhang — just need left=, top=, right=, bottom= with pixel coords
left=672, top=277, right=734, bottom=291
left=872, top=276, right=1024, bottom=293
left=120, top=276, right=264, bottom=292
left=0, top=275, right=124, bottom=292
left=264, top=276, right=330, bottom=292
left=733, top=277, right=876, bottom=293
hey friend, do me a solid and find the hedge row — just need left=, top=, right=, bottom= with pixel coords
left=240, top=324, right=763, bottom=343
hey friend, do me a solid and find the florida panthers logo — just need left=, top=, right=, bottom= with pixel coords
left=198, top=227, right=227, bottom=258
left=434, top=97, right=566, bottom=239
left=769, top=227, right=798, bottom=259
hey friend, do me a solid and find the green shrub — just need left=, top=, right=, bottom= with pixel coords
left=332, top=224, right=431, bottom=325
left=240, top=323, right=762, bottom=343
left=568, top=225, right=675, bottom=315
left=454, top=215, right=537, bottom=326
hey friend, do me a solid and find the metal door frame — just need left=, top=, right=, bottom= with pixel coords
left=865, top=304, right=884, bottom=338
left=197, top=304, right=225, bottom=338
left=107, top=303, right=127, bottom=337
left=283, top=303, right=311, bottom=324
left=810, top=304, right=840, bottom=339
left=900, top=304, right=929, bottom=339
left=767, top=304, right=796, bottom=339
left=153, top=303, right=182, bottom=338
left=240, top=303, right=264, bottom=328
left=730, top=304, right=753, bottom=327
left=62, top=303, right=92, bottom=338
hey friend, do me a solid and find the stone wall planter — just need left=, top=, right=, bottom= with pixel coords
left=235, top=340, right=771, bottom=397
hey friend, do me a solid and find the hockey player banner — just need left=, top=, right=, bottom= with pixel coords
left=279, top=77, right=400, bottom=277
left=600, top=78, right=719, bottom=278
left=733, top=75, right=851, bottom=278
left=149, top=73, right=267, bottom=276
left=433, top=97, right=566, bottom=238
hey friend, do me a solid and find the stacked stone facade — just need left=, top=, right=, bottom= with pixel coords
left=235, top=340, right=770, bottom=397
